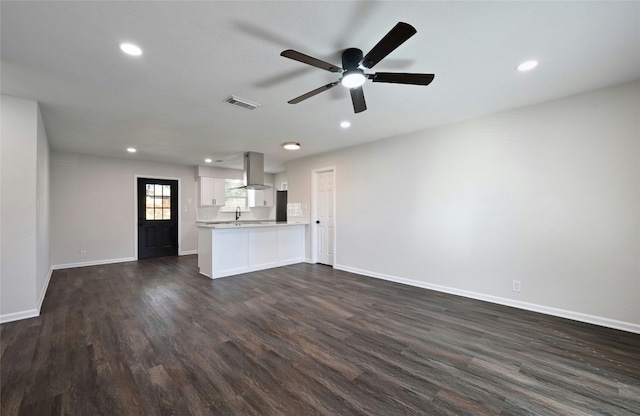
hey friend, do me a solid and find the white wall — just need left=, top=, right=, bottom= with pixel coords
left=51, top=152, right=198, bottom=267
left=287, top=81, right=640, bottom=332
left=1, top=95, right=51, bottom=322
left=50, top=156, right=281, bottom=267
left=274, top=172, right=288, bottom=191
left=36, top=104, right=51, bottom=308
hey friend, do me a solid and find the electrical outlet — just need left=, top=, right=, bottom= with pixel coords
left=512, top=280, right=521, bottom=292
left=80, top=250, right=87, bottom=258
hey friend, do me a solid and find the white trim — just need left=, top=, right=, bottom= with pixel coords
left=310, top=172, right=317, bottom=264
left=134, top=175, right=182, bottom=260
left=334, top=264, right=640, bottom=335
left=0, top=309, right=39, bottom=324
left=52, top=257, right=136, bottom=270
left=179, top=250, right=197, bottom=256
left=38, top=267, right=53, bottom=310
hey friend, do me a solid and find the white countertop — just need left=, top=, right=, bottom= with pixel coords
left=196, top=221, right=308, bottom=229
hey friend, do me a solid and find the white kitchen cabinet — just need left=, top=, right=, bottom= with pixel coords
left=248, top=187, right=274, bottom=207
left=198, top=177, right=226, bottom=206
left=263, top=187, right=274, bottom=207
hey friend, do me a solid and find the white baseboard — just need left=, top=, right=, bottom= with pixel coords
left=52, top=257, right=136, bottom=270
left=1, top=267, right=52, bottom=325
left=180, top=250, right=198, bottom=256
left=334, top=264, right=640, bottom=335
left=38, top=267, right=53, bottom=310
left=0, top=309, right=39, bottom=324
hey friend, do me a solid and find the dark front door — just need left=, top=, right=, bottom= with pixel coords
left=137, top=178, right=179, bottom=259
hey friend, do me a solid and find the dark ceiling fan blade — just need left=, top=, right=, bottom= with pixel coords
left=288, top=82, right=340, bottom=104
left=361, top=22, right=417, bottom=69
left=350, top=87, right=367, bottom=113
left=371, top=72, right=435, bottom=85
left=280, top=50, right=342, bottom=73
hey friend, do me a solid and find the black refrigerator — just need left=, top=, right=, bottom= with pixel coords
left=276, top=191, right=287, bottom=222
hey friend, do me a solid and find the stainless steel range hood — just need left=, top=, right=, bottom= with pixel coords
left=242, top=151, right=270, bottom=190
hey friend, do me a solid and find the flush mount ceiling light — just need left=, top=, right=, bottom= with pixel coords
left=341, top=69, right=366, bottom=89
left=126, top=147, right=137, bottom=153
left=204, top=158, right=212, bottom=163
left=282, top=142, right=301, bottom=150
left=119, top=42, right=143, bottom=56
left=340, top=121, right=351, bottom=128
left=517, top=60, right=538, bottom=72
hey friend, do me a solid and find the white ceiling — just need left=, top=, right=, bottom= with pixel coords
left=2, top=1, right=639, bottom=173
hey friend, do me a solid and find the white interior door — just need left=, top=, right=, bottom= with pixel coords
left=316, top=170, right=334, bottom=265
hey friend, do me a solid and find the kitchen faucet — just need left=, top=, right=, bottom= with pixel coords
left=235, top=206, right=241, bottom=221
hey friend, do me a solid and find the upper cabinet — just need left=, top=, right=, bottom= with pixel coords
left=198, top=177, right=226, bottom=206
left=248, top=187, right=274, bottom=207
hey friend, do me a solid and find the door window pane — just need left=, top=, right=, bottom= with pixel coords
left=145, top=182, right=171, bottom=220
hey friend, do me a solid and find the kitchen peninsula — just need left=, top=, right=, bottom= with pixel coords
left=197, top=221, right=307, bottom=278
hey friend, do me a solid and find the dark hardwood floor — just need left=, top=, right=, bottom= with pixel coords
left=2, top=256, right=639, bottom=415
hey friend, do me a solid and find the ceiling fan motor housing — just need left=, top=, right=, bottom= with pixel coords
left=342, top=48, right=364, bottom=70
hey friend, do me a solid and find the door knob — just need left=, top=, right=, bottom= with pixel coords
left=316, top=220, right=320, bottom=224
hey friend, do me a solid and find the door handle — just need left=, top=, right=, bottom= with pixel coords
left=316, top=220, right=320, bottom=224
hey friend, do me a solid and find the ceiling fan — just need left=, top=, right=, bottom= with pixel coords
left=280, top=22, right=434, bottom=114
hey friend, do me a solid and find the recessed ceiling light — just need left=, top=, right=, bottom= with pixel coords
left=204, top=158, right=212, bottom=163
left=516, top=60, right=538, bottom=72
left=340, top=121, right=351, bottom=128
left=126, top=147, right=137, bottom=153
left=119, top=43, right=143, bottom=56
left=282, top=142, right=301, bottom=150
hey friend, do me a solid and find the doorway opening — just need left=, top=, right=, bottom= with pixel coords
left=137, top=177, right=179, bottom=259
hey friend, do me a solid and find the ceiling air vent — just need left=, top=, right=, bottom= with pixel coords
left=224, top=95, right=260, bottom=110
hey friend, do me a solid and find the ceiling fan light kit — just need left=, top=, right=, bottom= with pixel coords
left=341, top=70, right=366, bottom=88
left=280, top=22, right=434, bottom=113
